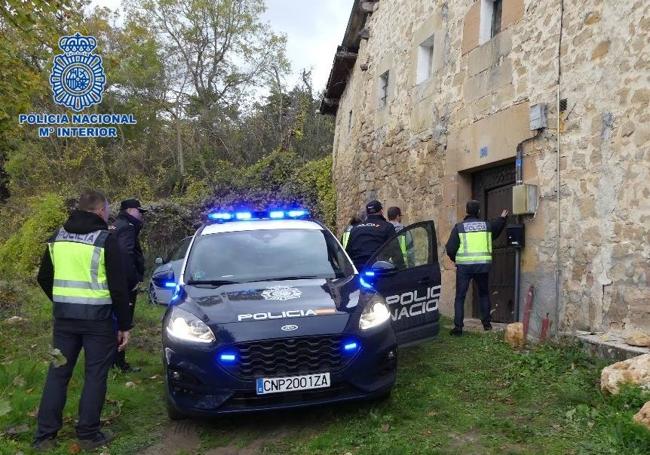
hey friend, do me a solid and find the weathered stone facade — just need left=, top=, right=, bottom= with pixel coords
left=324, top=0, right=650, bottom=334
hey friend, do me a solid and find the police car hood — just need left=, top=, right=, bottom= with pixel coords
left=183, top=277, right=360, bottom=326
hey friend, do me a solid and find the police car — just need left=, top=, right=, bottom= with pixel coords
left=149, top=237, right=192, bottom=305
left=162, top=209, right=441, bottom=418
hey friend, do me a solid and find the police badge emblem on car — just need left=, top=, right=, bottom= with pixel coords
left=261, top=286, right=302, bottom=301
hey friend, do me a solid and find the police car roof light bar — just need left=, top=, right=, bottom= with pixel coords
left=207, top=208, right=310, bottom=223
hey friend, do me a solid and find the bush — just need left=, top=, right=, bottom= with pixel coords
left=0, top=194, right=66, bottom=278
left=201, top=150, right=337, bottom=229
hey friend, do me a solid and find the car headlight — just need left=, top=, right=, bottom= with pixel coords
left=166, top=307, right=215, bottom=344
left=359, top=296, right=391, bottom=330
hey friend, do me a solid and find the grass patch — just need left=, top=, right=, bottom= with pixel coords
left=1, top=285, right=649, bottom=454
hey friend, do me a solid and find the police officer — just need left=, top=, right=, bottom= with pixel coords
left=111, top=198, right=146, bottom=372
left=345, top=200, right=397, bottom=270
left=446, top=200, right=508, bottom=335
left=33, top=190, right=132, bottom=451
left=341, top=214, right=362, bottom=248
left=387, top=206, right=415, bottom=267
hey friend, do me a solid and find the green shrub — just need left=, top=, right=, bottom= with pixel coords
left=201, top=151, right=336, bottom=229
left=0, top=194, right=66, bottom=278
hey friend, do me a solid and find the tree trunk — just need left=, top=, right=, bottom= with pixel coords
left=176, top=116, right=185, bottom=175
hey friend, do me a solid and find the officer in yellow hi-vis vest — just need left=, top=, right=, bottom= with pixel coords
left=341, top=214, right=362, bottom=248
left=33, top=190, right=132, bottom=452
left=387, top=206, right=415, bottom=267
left=445, top=200, right=508, bottom=336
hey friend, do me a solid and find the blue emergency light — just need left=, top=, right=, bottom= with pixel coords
left=235, top=212, right=252, bottom=220
left=342, top=338, right=361, bottom=354
left=207, top=208, right=310, bottom=223
left=164, top=281, right=177, bottom=288
left=217, top=350, right=238, bottom=365
left=359, top=276, right=374, bottom=290
left=208, top=212, right=233, bottom=221
left=287, top=209, right=309, bottom=218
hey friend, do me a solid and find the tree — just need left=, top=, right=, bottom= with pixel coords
left=0, top=0, right=81, bottom=200
left=128, top=0, right=289, bottom=169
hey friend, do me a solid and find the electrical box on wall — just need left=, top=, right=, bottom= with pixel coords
left=529, top=103, right=547, bottom=130
left=512, top=184, right=538, bottom=215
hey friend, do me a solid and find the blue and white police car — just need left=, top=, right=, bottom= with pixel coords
left=149, top=237, right=192, bottom=305
left=162, top=209, right=441, bottom=418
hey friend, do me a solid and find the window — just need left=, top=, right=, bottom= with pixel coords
left=185, top=229, right=354, bottom=283
left=378, top=71, right=389, bottom=108
left=374, top=225, right=434, bottom=271
left=416, top=34, right=435, bottom=84
left=492, top=0, right=503, bottom=37
left=479, top=0, right=503, bottom=45
left=169, top=237, right=192, bottom=262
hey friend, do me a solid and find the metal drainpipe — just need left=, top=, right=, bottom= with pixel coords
left=514, top=145, right=524, bottom=321
left=555, top=0, right=565, bottom=336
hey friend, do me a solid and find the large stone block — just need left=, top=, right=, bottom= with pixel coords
left=501, top=0, right=525, bottom=31
left=467, top=29, right=513, bottom=77
left=462, top=1, right=480, bottom=55
left=633, top=401, right=650, bottom=430
left=464, top=58, right=513, bottom=102
left=600, top=354, right=650, bottom=394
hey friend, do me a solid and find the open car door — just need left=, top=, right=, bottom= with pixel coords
left=362, top=221, right=441, bottom=346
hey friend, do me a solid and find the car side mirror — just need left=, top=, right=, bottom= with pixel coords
left=155, top=257, right=164, bottom=265
left=368, top=260, right=397, bottom=277
left=152, top=269, right=175, bottom=288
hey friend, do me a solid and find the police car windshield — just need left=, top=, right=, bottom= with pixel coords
left=185, top=228, right=354, bottom=284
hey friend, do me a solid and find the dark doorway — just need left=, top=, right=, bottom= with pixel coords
left=471, top=162, right=516, bottom=323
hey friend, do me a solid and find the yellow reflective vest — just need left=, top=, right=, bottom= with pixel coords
left=455, top=221, right=493, bottom=265
left=48, top=228, right=112, bottom=307
left=341, top=225, right=353, bottom=248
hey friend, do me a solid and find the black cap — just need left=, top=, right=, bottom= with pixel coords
left=366, top=200, right=383, bottom=215
left=120, top=199, right=147, bottom=212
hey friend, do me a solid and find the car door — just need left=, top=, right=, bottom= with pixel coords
left=362, top=221, right=441, bottom=346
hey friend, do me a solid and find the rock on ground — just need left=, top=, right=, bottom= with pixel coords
left=505, top=323, right=525, bottom=349
left=600, top=353, right=650, bottom=394
left=625, top=332, right=650, bottom=347
left=633, top=401, right=650, bottom=430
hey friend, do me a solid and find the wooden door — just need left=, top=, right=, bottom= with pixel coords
left=471, top=163, right=516, bottom=323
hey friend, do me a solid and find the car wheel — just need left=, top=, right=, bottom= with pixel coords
left=375, top=388, right=392, bottom=401
left=166, top=394, right=187, bottom=420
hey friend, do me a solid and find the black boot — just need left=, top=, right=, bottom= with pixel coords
left=114, top=351, right=141, bottom=373
left=79, top=430, right=115, bottom=450
left=483, top=322, right=493, bottom=331
left=33, top=436, right=58, bottom=452
left=449, top=327, right=463, bottom=336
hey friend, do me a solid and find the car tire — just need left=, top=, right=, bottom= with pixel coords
left=375, top=388, right=392, bottom=401
left=166, top=394, right=187, bottom=421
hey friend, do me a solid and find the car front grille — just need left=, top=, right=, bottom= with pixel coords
left=225, top=335, right=350, bottom=380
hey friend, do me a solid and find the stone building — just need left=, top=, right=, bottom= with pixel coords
left=321, top=0, right=650, bottom=335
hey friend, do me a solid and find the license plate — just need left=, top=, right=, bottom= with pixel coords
left=256, top=372, right=330, bottom=395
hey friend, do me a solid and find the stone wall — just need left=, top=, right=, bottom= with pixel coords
left=331, top=0, right=650, bottom=333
